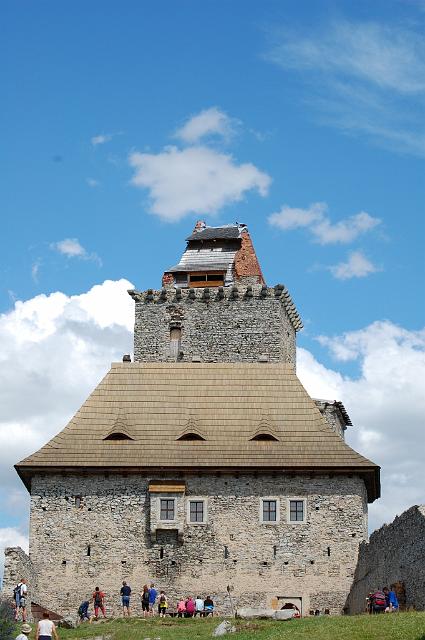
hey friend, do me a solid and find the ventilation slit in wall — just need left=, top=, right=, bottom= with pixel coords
left=327, top=547, right=331, bottom=557
left=87, top=545, right=91, bottom=557
left=273, top=545, right=277, bottom=558
left=160, top=547, right=164, bottom=560
left=224, top=545, right=229, bottom=559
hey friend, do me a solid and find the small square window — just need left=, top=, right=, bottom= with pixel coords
left=160, top=498, right=175, bottom=521
left=263, top=500, right=277, bottom=522
left=189, top=501, right=204, bottom=523
left=289, top=500, right=305, bottom=522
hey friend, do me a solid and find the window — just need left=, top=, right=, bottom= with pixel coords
left=188, top=272, right=225, bottom=288
left=160, top=498, right=175, bottom=521
left=104, top=432, right=133, bottom=440
left=250, top=433, right=279, bottom=441
left=190, top=501, right=204, bottom=522
left=187, top=498, right=207, bottom=524
left=170, top=327, right=182, bottom=361
left=177, top=432, right=205, bottom=441
left=260, top=498, right=280, bottom=523
left=289, top=499, right=306, bottom=523
left=263, top=500, right=277, bottom=522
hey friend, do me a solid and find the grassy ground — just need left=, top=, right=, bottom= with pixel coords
left=48, top=612, right=425, bottom=640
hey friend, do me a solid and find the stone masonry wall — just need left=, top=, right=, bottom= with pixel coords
left=130, top=284, right=301, bottom=366
left=2, top=547, right=39, bottom=620
left=346, top=505, right=425, bottom=613
left=28, top=471, right=367, bottom=618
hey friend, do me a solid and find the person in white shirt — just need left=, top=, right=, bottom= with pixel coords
left=15, top=622, right=32, bottom=640
left=36, top=612, right=59, bottom=640
left=194, top=596, right=204, bottom=617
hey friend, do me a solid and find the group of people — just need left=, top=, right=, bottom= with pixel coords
left=367, top=586, right=399, bottom=613
left=15, top=613, right=58, bottom=640
left=78, top=582, right=215, bottom=621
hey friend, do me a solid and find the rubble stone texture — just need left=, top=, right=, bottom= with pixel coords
left=346, top=505, right=425, bottom=613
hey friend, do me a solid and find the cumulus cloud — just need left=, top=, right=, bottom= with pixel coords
left=328, top=251, right=380, bottom=280
left=265, top=20, right=425, bottom=156
left=175, top=107, right=237, bottom=144
left=51, top=238, right=102, bottom=266
left=298, top=321, right=425, bottom=532
left=129, top=145, right=271, bottom=222
left=268, top=202, right=381, bottom=244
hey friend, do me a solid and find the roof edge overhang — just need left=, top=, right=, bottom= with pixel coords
left=15, top=463, right=380, bottom=503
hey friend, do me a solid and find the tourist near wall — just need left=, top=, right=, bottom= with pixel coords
left=346, top=505, right=425, bottom=613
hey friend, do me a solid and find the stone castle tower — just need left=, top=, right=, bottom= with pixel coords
left=4, top=221, right=380, bottom=619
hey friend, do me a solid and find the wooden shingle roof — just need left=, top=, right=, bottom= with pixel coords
left=16, top=363, right=380, bottom=501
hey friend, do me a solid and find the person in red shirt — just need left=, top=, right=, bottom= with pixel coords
left=185, top=596, right=195, bottom=617
left=92, top=587, right=106, bottom=619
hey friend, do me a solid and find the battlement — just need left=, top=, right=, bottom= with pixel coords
left=129, top=283, right=302, bottom=365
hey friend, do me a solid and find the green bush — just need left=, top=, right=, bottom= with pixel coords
left=0, top=595, right=15, bottom=640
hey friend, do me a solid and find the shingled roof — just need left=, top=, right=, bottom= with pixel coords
left=16, top=362, right=379, bottom=501
left=186, top=224, right=242, bottom=241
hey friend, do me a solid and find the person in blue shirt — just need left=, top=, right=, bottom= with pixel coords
left=120, top=581, right=132, bottom=617
left=148, top=583, right=158, bottom=616
left=383, top=586, right=399, bottom=612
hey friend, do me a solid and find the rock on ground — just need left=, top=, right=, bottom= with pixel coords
left=212, top=620, right=236, bottom=636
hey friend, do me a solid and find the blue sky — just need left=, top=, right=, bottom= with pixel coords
left=1, top=1, right=424, bottom=559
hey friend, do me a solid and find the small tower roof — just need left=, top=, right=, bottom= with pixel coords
left=163, top=221, right=265, bottom=287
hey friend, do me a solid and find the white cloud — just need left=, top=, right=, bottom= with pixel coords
left=328, top=251, right=380, bottom=280
left=129, top=145, right=271, bottom=222
left=91, top=134, right=113, bottom=146
left=86, top=178, right=100, bottom=188
left=298, top=321, right=425, bottom=532
left=268, top=202, right=381, bottom=244
left=51, top=238, right=102, bottom=266
left=175, top=107, right=237, bottom=144
left=266, top=20, right=425, bottom=156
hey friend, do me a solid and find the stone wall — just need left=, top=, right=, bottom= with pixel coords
left=27, top=471, right=367, bottom=617
left=2, top=547, right=38, bottom=620
left=130, top=284, right=302, bottom=367
left=346, top=505, right=425, bottom=613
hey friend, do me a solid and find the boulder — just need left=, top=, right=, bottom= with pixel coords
left=58, top=615, right=78, bottom=629
left=236, top=608, right=275, bottom=619
left=274, top=609, right=296, bottom=620
left=212, top=620, right=236, bottom=636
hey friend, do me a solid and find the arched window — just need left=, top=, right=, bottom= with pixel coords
left=103, top=432, right=134, bottom=441
left=250, top=433, right=279, bottom=441
left=177, top=432, right=205, bottom=441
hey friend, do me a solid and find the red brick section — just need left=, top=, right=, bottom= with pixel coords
left=234, top=229, right=265, bottom=284
left=162, top=272, right=174, bottom=286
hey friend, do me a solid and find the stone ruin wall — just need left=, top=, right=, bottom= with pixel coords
left=131, top=284, right=301, bottom=367
left=346, top=505, right=425, bottom=613
left=13, top=471, right=367, bottom=618
left=2, top=546, right=39, bottom=620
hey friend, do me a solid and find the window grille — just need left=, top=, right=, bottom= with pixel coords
left=160, top=498, right=175, bottom=520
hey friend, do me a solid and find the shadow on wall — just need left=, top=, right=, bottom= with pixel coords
left=345, top=505, right=425, bottom=614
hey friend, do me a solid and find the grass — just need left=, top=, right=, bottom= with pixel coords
left=47, top=612, right=425, bottom=640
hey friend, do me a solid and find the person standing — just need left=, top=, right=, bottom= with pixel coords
left=92, top=587, right=106, bottom=619
left=15, top=623, right=32, bottom=640
left=141, top=585, right=150, bottom=618
left=14, top=579, right=28, bottom=623
left=158, top=591, right=168, bottom=617
left=36, top=613, right=58, bottom=640
left=148, top=583, right=157, bottom=616
left=120, top=581, right=131, bottom=617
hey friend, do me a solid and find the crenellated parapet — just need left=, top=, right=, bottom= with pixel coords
left=129, top=284, right=302, bottom=366
left=128, top=283, right=303, bottom=333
